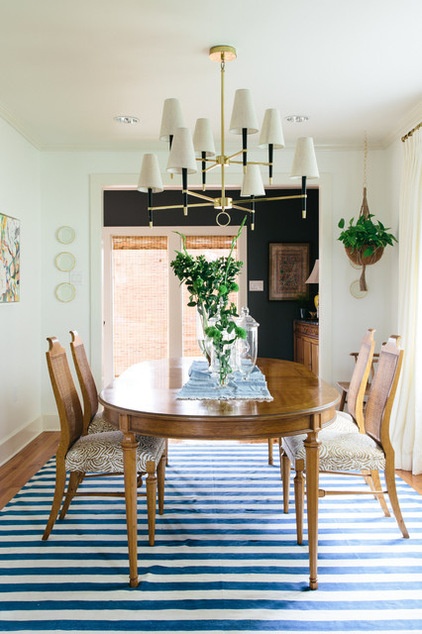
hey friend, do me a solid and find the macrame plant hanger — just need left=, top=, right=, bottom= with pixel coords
left=358, top=137, right=370, bottom=291
left=347, top=134, right=384, bottom=291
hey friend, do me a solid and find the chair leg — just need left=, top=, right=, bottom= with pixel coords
left=363, top=469, right=390, bottom=517
left=157, top=453, right=166, bottom=515
left=281, top=451, right=291, bottom=514
left=42, top=457, right=67, bottom=540
left=294, top=459, right=305, bottom=545
left=145, top=460, right=157, bottom=546
left=59, top=471, right=85, bottom=520
left=268, top=438, right=274, bottom=465
left=384, top=464, right=409, bottom=538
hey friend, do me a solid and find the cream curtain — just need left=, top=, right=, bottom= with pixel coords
left=391, top=126, right=422, bottom=474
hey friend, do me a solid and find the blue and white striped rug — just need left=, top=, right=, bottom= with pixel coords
left=1, top=440, right=422, bottom=633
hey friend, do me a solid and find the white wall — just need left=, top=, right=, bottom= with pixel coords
left=318, top=145, right=400, bottom=382
left=0, top=133, right=402, bottom=463
left=0, top=119, right=42, bottom=464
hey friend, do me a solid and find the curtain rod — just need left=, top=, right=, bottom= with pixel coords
left=401, top=121, right=422, bottom=142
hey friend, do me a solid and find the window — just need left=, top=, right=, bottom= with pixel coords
left=111, top=235, right=168, bottom=376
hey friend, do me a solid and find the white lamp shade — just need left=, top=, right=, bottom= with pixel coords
left=159, top=98, right=184, bottom=141
left=166, top=127, right=197, bottom=174
left=305, top=259, right=319, bottom=284
left=290, top=137, right=319, bottom=179
left=137, top=153, right=163, bottom=193
left=229, top=89, right=259, bottom=135
left=193, top=118, right=216, bottom=157
left=241, top=164, right=265, bottom=197
left=259, top=108, right=285, bottom=148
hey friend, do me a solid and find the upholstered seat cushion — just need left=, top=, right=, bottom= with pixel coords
left=87, top=412, right=116, bottom=434
left=282, top=411, right=386, bottom=472
left=65, top=431, right=165, bottom=473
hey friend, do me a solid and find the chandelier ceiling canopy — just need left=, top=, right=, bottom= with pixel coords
left=138, top=45, right=319, bottom=229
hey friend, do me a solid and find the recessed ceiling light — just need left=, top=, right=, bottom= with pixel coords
left=285, top=115, right=309, bottom=123
left=113, top=115, right=140, bottom=125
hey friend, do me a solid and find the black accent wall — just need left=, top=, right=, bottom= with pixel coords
left=104, top=187, right=319, bottom=360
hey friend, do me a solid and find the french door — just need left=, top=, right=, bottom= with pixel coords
left=102, top=225, right=247, bottom=382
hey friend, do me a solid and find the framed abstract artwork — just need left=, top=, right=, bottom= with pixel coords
left=0, top=213, right=20, bottom=303
left=269, top=242, right=309, bottom=301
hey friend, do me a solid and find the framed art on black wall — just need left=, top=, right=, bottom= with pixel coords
left=269, top=243, right=309, bottom=301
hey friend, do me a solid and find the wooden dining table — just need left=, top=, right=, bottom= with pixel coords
left=99, top=356, right=340, bottom=590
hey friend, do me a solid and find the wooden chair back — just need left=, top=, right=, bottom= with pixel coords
left=365, top=335, right=403, bottom=448
left=69, top=330, right=99, bottom=435
left=346, top=328, right=376, bottom=431
left=46, top=336, right=83, bottom=450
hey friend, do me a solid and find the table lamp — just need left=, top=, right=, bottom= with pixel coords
left=305, top=260, right=319, bottom=318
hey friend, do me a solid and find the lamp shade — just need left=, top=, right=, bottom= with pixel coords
left=159, top=98, right=184, bottom=142
left=167, top=127, right=197, bottom=175
left=241, top=164, right=265, bottom=197
left=290, top=137, right=319, bottom=179
left=259, top=108, right=285, bottom=148
left=193, top=118, right=216, bottom=157
left=305, top=260, right=319, bottom=284
left=137, top=153, right=164, bottom=193
left=229, top=89, right=259, bottom=135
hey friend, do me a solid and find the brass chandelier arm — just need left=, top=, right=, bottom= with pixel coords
left=148, top=201, right=225, bottom=212
left=231, top=193, right=306, bottom=205
left=231, top=204, right=254, bottom=213
left=223, top=149, right=244, bottom=162
left=148, top=192, right=306, bottom=212
left=229, top=158, right=270, bottom=168
left=148, top=203, right=212, bottom=212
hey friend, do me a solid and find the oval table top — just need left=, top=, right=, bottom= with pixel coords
left=99, top=357, right=340, bottom=440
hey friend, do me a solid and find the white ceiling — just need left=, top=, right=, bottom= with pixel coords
left=0, top=0, right=421, bottom=151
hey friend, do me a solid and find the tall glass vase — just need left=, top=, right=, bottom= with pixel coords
left=209, top=334, right=238, bottom=386
left=196, top=303, right=211, bottom=363
left=207, top=314, right=239, bottom=386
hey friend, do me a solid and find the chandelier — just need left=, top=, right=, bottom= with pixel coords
left=138, top=45, right=319, bottom=230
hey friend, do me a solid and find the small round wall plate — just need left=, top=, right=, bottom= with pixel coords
left=55, top=251, right=76, bottom=272
left=55, top=282, right=76, bottom=302
left=56, top=226, right=75, bottom=244
left=350, top=280, right=367, bottom=299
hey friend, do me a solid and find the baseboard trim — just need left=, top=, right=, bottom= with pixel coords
left=42, top=414, right=60, bottom=432
left=0, top=418, right=43, bottom=466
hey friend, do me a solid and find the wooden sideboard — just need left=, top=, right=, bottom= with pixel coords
left=294, top=320, right=319, bottom=375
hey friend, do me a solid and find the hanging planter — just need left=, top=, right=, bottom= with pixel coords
left=337, top=137, right=397, bottom=292
left=345, top=244, right=384, bottom=267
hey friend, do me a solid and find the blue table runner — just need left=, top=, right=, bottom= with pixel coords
left=177, top=359, right=273, bottom=401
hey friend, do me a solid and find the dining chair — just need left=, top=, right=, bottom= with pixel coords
left=70, top=329, right=170, bottom=464
left=337, top=351, right=380, bottom=412
left=43, top=336, right=166, bottom=545
left=69, top=330, right=117, bottom=435
left=281, top=334, right=409, bottom=544
left=280, top=327, right=376, bottom=539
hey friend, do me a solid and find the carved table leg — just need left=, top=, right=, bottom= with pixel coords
left=121, top=414, right=139, bottom=588
left=304, top=427, right=320, bottom=590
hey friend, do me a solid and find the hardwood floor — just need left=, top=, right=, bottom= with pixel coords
left=0, top=432, right=59, bottom=509
left=0, top=432, right=421, bottom=510
left=396, top=469, right=422, bottom=494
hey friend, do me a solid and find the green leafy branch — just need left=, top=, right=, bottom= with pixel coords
left=170, top=217, right=247, bottom=383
